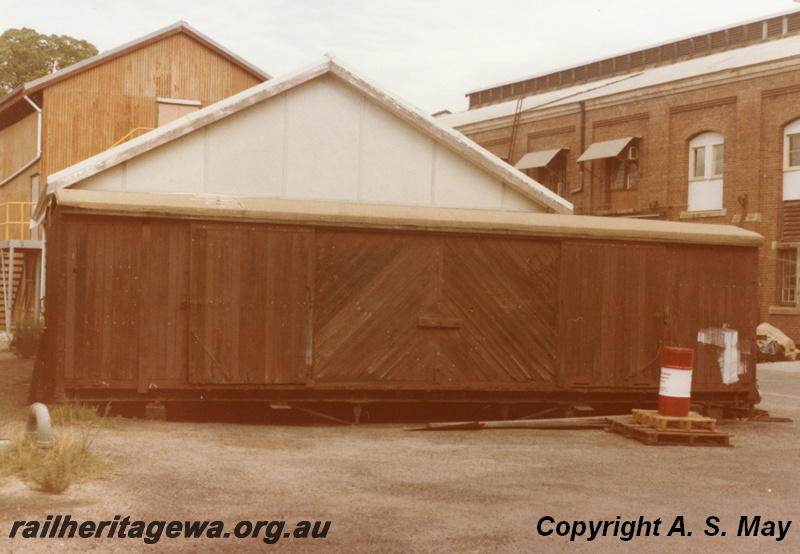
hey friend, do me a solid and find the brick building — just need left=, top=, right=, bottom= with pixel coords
left=439, top=8, right=800, bottom=341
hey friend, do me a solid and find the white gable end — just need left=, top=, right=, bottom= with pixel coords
left=70, top=74, right=549, bottom=212
left=40, top=59, right=571, bottom=221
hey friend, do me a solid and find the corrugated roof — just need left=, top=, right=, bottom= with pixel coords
left=441, top=34, right=800, bottom=129
left=53, top=188, right=763, bottom=247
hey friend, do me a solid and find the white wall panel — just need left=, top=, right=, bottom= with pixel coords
left=433, top=145, right=504, bottom=209
left=502, top=186, right=547, bottom=212
left=360, top=98, right=435, bottom=205
left=284, top=75, right=361, bottom=201
left=688, top=179, right=723, bottom=211
left=205, top=97, right=285, bottom=197
left=79, top=165, right=125, bottom=191
left=783, top=170, right=800, bottom=201
left=124, top=132, right=205, bottom=193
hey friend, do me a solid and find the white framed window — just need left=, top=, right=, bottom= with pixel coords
left=787, top=133, right=800, bottom=170
left=688, top=133, right=723, bottom=181
left=712, top=144, right=724, bottom=177
left=783, top=120, right=800, bottom=200
left=691, top=146, right=705, bottom=179
left=687, top=132, right=724, bottom=212
left=780, top=248, right=798, bottom=305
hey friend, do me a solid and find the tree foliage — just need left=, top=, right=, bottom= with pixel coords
left=0, top=28, right=98, bottom=95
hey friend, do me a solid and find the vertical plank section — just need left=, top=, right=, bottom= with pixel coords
left=166, top=225, right=191, bottom=380
left=239, top=230, right=268, bottom=384
left=63, top=217, right=140, bottom=387
left=138, top=221, right=191, bottom=388
left=664, top=245, right=758, bottom=391
left=560, top=242, right=665, bottom=388
left=189, top=224, right=310, bottom=385
left=47, top=207, right=69, bottom=398
left=62, top=219, right=80, bottom=382
left=188, top=227, right=206, bottom=383
left=268, top=231, right=312, bottom=383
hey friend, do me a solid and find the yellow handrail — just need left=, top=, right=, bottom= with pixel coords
left=0, top=202, right=36, bottom=241
left=109, top=127, right=155, bottom=150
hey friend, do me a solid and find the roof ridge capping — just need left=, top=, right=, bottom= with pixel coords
left=36, top=55, right=571, bottom=223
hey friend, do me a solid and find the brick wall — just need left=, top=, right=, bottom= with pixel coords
left=461, top=68, right=800, bottom=341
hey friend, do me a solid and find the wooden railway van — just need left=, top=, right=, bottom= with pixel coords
left=35, top=190, right=763, bottom=418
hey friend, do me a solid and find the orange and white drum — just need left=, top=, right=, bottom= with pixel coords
left=658, top=347, right=694, bottom=417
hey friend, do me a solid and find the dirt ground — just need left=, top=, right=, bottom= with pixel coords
left=0, top=352, right=798, bottom=553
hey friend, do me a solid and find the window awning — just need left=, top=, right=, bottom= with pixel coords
left=577, top=137, right=637, bottom=162
left=514, top=149, right=566, bottom=170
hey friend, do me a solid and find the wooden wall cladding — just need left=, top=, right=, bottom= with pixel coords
left=313, top=231, right=441, bottom=383
left=664, top=245, right=757, bottom=391
left=560, top=242, right=665, bottom=389
left=64, top=218, right=143, bottom=386
left=188, top=225, right=312, bottom=385
left=313, top=230, right=560, bottom=387
left=41, top=33, right=264, bottom=177
left=50, top=212, right=759, bottom=405
left=439, top=236, right=559, bottom=386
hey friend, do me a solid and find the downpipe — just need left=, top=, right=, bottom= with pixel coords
left=26, top=402, right=53, bottom=449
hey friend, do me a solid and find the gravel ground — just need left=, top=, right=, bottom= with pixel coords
left=0, top=355, right=798, bottom=553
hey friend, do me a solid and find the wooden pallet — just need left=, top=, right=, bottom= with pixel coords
left=607, top=419, right=731, bottom=447
left=632, top=409, right=716, bottom=432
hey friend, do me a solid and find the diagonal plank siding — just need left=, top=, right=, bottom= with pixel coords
left=313, top=230, right=441, bottom=382
left=313, top=230, right=559, bottom=386
left=439, top=237, right=559, bottom=385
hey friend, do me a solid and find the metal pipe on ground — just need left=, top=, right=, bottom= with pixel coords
left=26, top=402, right=53, bottom=448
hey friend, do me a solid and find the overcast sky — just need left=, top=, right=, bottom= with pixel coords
left=2, top=0, right=799, bottom=114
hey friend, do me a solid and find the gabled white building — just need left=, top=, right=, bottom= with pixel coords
left=37, top=57, right=572, bottom=217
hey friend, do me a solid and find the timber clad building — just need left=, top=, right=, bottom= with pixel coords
left=0, top=22, right=269, bottom=330
left=439, top=8, right=800, bottom=341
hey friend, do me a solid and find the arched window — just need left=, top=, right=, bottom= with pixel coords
left=687, top=132, right=724, bottom=212
left=783, top=119, right=800, bottom=200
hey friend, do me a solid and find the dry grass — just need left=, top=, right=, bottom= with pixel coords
left=0, top=430, right=111, bottom=494
left=50, top=402, right=114, bottom=428
left=0, top=403, right=115, bottom=494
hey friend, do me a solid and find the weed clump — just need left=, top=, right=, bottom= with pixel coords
left=0, top=403, right=113, bottom=494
